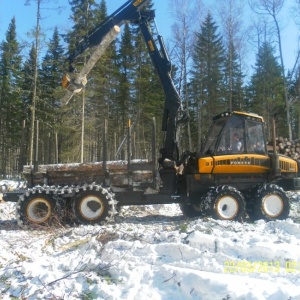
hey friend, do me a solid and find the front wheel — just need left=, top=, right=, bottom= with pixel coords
left=250, top=184, right=290, bottom=221
left=201, top=185, right=246, bottom=221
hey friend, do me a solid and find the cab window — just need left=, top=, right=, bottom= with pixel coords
left=245, top=121, right=266, bottom=154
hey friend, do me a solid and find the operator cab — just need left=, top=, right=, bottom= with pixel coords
left=201, top=111, right=267, bottom=156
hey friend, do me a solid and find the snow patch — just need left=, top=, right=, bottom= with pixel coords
left=1, top=197, right=300, bottom=299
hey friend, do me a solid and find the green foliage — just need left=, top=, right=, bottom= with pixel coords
left=62, top=0, right=109, bottom=162
left=81, top=291, right=97, bottom=300
left=190, top=13, right=227, bottom=148
left=0, top=17, right=23, bottom=174
left=247, top=42, right=285, bottom=139
left=0, top=0, right=299, bottom=174
left=178, top=222, right=188, bottom=233
left=38, top=27, right=66, bottom=164
left=223, top=41, right=246, bottom=111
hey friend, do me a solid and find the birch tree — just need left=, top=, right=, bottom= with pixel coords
left=218, top=0, right=246, bottom=111
left=25, top=0, right=42, bottom=166
left=169, top=0, right=200, bottom=151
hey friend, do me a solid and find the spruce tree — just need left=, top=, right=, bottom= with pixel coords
left=88, top=0, right=122, bottom=161
left=0, top=17, right=23, bottom=175
left=131, top=0, right=166, bottom=159
left=67, top=0, right=101, bottom=57
left=288, top=70, right=300, bottom=140
left=64, top=0, right=104, bottom=162
left=224, top=41, right=245, bottom=111
left=70, top=0, right=123, bottom=162
left=247, top=42, right=285, bottom=139
left=21, top=44, right=41, bottom=166
left=191, top=13, right=226, bottom=147
left=111, top=23, right=135, bottom=160
left=39, top=27, right=65, bottom=163
left=118, top=23, right=134, bottom=129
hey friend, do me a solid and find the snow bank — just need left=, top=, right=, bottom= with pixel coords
left=1, top=199, right=300, bottom=299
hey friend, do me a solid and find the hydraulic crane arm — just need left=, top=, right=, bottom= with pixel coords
left=62, top=0, right=184, bottom=163
left=62, top=0, right=151, bottom=102
left=136, top=11, right=182, bottom=162
left=69, top=0, right=150, bottom=64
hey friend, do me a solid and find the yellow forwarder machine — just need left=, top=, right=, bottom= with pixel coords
left=3, top=0, right=300, bottom=225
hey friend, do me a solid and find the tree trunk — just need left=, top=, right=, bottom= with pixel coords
left=29, top=0, right=40, bottom=166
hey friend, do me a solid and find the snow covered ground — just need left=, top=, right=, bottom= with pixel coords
left=1, top=192, right=300, bottom=300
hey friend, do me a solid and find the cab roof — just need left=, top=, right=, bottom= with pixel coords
left=212, top=111, right=264, bottom=123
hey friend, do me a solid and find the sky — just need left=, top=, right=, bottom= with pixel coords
left=0, top=1, right=172, bottom=50
left=0, top=0, right=299, bottom=73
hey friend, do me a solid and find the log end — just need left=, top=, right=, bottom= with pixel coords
left=113, top=25, right=121, bottom=34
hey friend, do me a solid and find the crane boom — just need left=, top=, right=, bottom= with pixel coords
left=68, top=0, right=149, bottom=64
left=61, top=0, right=151, bottom=103
left=62, top=0, right=184, bottom=163
left=61, top=25, right=121, bottom=105
left=136, top=11, right=182, bottom=162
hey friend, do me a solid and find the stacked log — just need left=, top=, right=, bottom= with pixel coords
left=23, top=160, right=154, bottom=188
left=268, top=138, right=300, bottom=161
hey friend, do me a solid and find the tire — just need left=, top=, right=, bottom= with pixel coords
left=179, top=203, right=202, bottom=218
left=201, top=185, right=246, bottom=221
left=17, top=191, right=57, bottom=226
left=249, top=184, right=290, bottom=221
left=72, top=186, right=115, bottom=225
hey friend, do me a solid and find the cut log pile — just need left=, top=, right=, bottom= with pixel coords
left=23, top=160, right=154, bottom=188
left=268, top=138, right=300, bottom=161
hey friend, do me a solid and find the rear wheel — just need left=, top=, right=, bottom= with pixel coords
left=17, top=191, right=57, bottom=226
left=72, top=186, right=116, bottom=225
left=201, top=185, right=246, bottom=221
left=249, top=184, right=290, bottom=221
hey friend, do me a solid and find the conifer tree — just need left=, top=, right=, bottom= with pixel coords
left=0, top=17, right=23, bottom=175
left=39, top=27, right=65, bottom=163
left=191, top=13, right=226, bottom=147
left=67, top=0, right=101, bottom=57
left=247, top=42, right=285, bottom=139
left=289, top=69, right=300, bottom=140
left=111, top=23, right=135, bottom=160
left=118, top=23, right=134, bottom=130
left=218, top=0, right=246, bottom=112
left=64, top=0, right=104, bottom=162
left=88, top=0, right=122, bottom=161
left=20, top=44, right=38, bottom=166
left=131, top=0, right=166, bottom=159
left=224, top=41, right=245, bottom=111
left=69, top=0, right=123, bottom=161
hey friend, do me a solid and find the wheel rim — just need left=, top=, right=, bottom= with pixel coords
left=79, top=195, right=105, bottom=221
left=262, top=194, right=284, bottom=218
left=27, top=198, right=52, bottom=223
left=216, top=196, right=239, bottom=220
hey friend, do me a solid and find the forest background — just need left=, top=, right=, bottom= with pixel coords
left=0, top=0, right=300, bottom=178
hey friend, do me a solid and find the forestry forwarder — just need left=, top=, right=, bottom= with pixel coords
left=3, top=0, right=300, bottom=226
